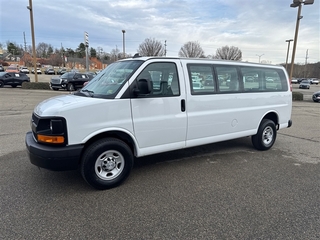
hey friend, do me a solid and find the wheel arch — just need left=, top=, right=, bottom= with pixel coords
left=261, top=111, right=279, bottom=130
left=81, top=130, right=137, bottom=162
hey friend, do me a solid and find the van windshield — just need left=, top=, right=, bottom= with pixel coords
left=78, top=60, right=143, bottom=98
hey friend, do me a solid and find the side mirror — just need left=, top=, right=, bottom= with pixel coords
left=133, top=78, right=152, bottom=96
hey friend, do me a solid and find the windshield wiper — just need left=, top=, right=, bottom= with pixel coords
left=81, top=89, right=95, bottom=97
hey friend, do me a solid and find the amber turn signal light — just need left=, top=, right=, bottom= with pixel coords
left=38, top=134, right=64, bottom=144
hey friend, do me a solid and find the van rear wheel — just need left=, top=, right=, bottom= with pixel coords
left=81, top=138, right=134, bottom=190
left=251, top=119, right=276, bottom=151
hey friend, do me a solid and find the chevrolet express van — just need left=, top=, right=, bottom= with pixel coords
left=25, top=57, right=292, bottom=190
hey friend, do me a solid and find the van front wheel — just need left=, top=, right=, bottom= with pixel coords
left=251, top=119, right=276, bottom=151
left=81, top=138, right=133, bottom=190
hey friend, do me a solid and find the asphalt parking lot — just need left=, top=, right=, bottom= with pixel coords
left=0, top=85, right=319, bottom=239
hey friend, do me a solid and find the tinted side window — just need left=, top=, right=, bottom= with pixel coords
left=216, top=66, right=240, bottom=92
left=136, top=62, right=180, bottom=97
left=67, top=73, right=74, bottom=78
left=74, top=73, right=86, bottom=79
left=187, top=64, right=215, bottom=94
left=241, top=67, right=287, bottom=92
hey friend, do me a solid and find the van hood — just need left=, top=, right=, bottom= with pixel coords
left=34, top=94, right=101, bottom=116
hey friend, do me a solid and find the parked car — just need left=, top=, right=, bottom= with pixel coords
left=0, top=65, right=4, bottom=72
left=309, top=78, right=319, bottom=85
left=57, top=68, right=67, bottom=75
left=266, top=77, right=274, bottom=82
left=296, top=78, right=305, bottom=83
left=50, top=72, right=91, bottom=91
left=0, top=72, right=30, bottom=88
left=291, top=78, right=298, bottom=84
left=20, top=67, right=30, bottom=74
left=84, top=71, right=97, bottom=80
left=192, top=82, right=204, bottom=89
left=5, top=66, right=20, bottom=73
left=31, top=68, right=42, bottom=74
left=44, top=68, right=55, bottom=75
left=299, top=80, right=310, bottom=89
left=312, top=91, right=320, bottom=102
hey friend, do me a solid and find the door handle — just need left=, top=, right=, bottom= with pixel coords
left=181, top=99, right=185, bottom=112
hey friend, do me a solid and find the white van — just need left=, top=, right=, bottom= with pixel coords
left=25, top=57, right=292, bottom=190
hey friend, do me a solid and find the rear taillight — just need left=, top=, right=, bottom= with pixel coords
left=289, top=79, right=292, bottom=91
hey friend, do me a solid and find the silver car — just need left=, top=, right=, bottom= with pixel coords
left=299, top=80, right=310, bottom=89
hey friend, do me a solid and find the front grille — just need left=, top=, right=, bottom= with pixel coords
left=32, top=113, right=40, bottom=125
left=51, top=78, right=61, bottom=84
left=31, top=113, right=40, bottom=140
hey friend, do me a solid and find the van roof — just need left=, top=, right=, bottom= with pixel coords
left=121, top=56, right=283, bottom=68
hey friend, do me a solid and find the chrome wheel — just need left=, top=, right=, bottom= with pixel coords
left=81, top=138, right=134, bottom=190
left=95, top=150, right=125, bottom=180
left=252, top=119, right=277, bottom=151
left=262, top=126, right=274, bottom=147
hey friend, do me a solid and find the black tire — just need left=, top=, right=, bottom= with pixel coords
left=0, top=80, right=4, bottom=88
left=67, top=83, right=75, bottom=91
left=251, top=119, right=277, bottom=151
left=81, top=138, right=134, bottom=190
left=52, top=88, right=59, bottom=91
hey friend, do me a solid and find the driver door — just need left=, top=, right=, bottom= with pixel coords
left=130, top=60, right=187, bottom=156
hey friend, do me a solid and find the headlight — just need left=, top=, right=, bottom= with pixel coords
left=33, top=117, right=67, bottom=145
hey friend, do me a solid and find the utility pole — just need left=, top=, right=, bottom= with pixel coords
left=304, top=49, right=308, bottom=78
left=23, top=32, right=27, bottom=52
left=122, top=30, right=126, bottom=59
left=84, top=32, right=89, bottom=71
left=289, top=0, right=314, bottom=80
left=285, top=39, right=293, bottom=72
left=27, top=0, right=38, bottom=82
left=61, top=42, right=65, bottom=67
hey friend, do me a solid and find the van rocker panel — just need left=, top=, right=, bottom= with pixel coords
left=25, top=131, right=83, bottom=171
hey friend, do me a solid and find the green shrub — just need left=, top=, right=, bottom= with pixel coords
left=22, top=82, right=51, bottom=90
left=292, top=91, right=303, bottom=101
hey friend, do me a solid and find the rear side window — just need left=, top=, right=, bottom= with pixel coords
left=75, top=73, right=88, bottom=79
left=187, top=64, right=215, bottom=94
left=241, top=67, right=288, bottom=92
left=216, top=66, right=240, bottom=92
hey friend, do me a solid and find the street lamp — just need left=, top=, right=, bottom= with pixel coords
left=256, top=54, right=264, bottom=63
left=27, top=0, right=38, bottom=82
left=285, top=39, right=293, bottom=72
left=289, top=0, right=314, bottom=80
left=122, top=30, right=126, bottom=59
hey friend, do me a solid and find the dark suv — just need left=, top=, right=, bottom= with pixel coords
left=0, top=72, right=30, bottom=88
left=57, top=68, right=67, bottom=75
left=50, top=72, right=90, bottom=91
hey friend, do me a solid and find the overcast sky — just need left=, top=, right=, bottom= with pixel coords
left=0, top=0, right=319, bottom=64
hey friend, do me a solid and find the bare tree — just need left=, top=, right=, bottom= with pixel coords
left=178, top=41, right=205, bottom=58
left=36, top=42, right=54, bottom=58
left=214, top=45, right=242, bottom=61
left=97, top=46, right=103, bottom=59
left=138, top=38, right=165, bottom=56
left=110, top=48, right=120, bottom=62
